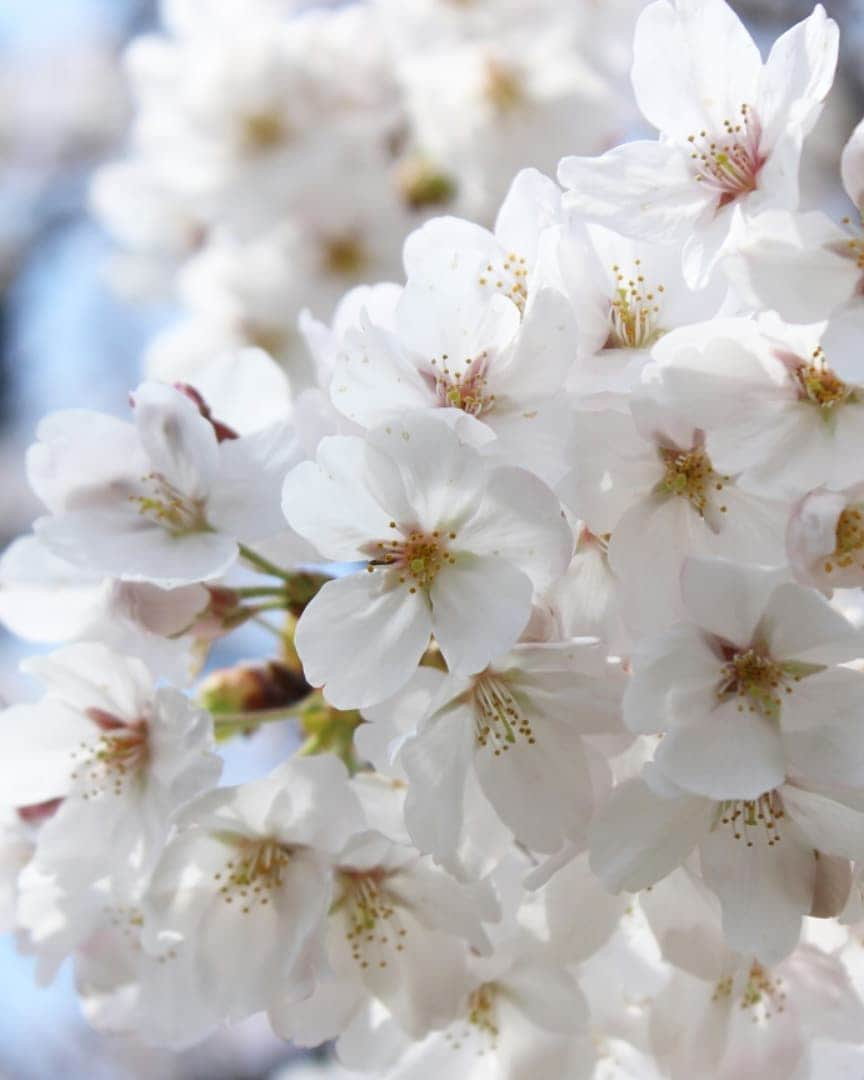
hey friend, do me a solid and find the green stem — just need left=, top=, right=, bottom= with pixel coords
left=232, top=585, right=288, bottom=599
left=238, top=544, right=293, bottom=581
left=212, top=696, right=320, bottom=738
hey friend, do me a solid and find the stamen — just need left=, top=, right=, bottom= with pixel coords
left=335, top=867, right=406, bottom=971
left=363, top=527, right=457, bottom=591
left=477, top=252, right=529, bottom=312
left=424, top=351, right=496, bottom=416
left=658, top=446, right=726, bottom=517
left=824, top=505, right=864, bottom=574
left=444, top=982, right=500, bottom=1054
left=71, top=712, right=150, bottom=798
left=606, top=260, right=665, bottom=349
left=131, top=473, right=209, bottom=536
left=717, top=791, right=785, bottom=847
left=793, top=350, right=855, bottom=409
left=214, top=838, right=293, bottom=914
left=471, top=673, right=535, bottom=755
left=687, top=104, right=765, bottom=207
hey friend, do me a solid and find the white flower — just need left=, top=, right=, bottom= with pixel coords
left=282, top=414, right=573, bottom=708
left=723, top=116, right=864, bottom=324
left=650, top=315, right=864, bottom=498
left=590, top=772, right=864, bottom=964
left=393, top=640, right=622, bottom=857
left=625, top=557, right=864, bottom=800
left=0, top=643, right=220, bottom=973
left=559, top=0, right=838, bottom=283
left=330, top=231, right=576, bottom=483
left=556, top=223, right=729, bottom=404
left=30, top=381, right=302, bottom=587
left=642, top=870, right=864, bottom=1080
left=787, top=484, right=864, bottom=593
left=142, top=755, right=363, bottom=1032
left=558, top=396, right=788, bottom=633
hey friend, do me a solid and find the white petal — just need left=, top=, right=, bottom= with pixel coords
left=699, top=824, right=814, bottom=964
left=653, top=699, right=786, bottom=800
left=589, top=779, right=714, bottom=892
left=281, top=436, right=394, bottom=561
left=295, top=573, right=432, bottom=710
left=430, top=555, right=532, bottom=675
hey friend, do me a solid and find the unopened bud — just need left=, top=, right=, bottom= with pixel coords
left=199, top=660, right=310, bottom=716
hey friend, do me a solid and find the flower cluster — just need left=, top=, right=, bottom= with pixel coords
left=6, top=1, right=864, bottom=1077
left=92, top=0, right=641, bottom=389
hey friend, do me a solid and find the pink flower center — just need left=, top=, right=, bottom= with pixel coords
left=364, top=526, right=457, bottom=592
left=688, top=104, right=765, bottom=207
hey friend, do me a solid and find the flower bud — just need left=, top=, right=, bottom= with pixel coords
left=199, top=660, right=310, bottom=716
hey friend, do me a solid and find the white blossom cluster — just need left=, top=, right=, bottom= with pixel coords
left=92, top=0, right=640, bottom=390
left=6, top=0, right=864, bottom=1077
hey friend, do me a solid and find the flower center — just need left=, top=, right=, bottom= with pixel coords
left=824, top=505, right=864, bottom=574
left=484, top=59, right=525, bottom=114
left=477, top=253, right=529, bottom=313
left=716, top=648, right=791, bottom=719
left=713, top=962, right=787, bottom=1023
left=687, top=104, right=765, bottom=207
left=132, top=474, right=209, bottom=537
left=717, top=791, right=785, bottom=847
left=321, top=233, right=367, bottom=277
left=445, top=982, right=501, bottom=1054
left=658, top=446, right=727, bottom=517
left=214, top=838, right=292, bottom=914
left=606, top=261, right=665, bottom=349
left=335, top=867, right=406, bottom=972
left=239, top=109, right=288, bottom=153
left=471, top=673, right=535, bottom=755
left=72, top=709, right=150, bottom=798
left=794, top=355, right=855, bottom=410
left=425, top=352, right=496, bottom=415
left=365, top=526, right=457, bottom=592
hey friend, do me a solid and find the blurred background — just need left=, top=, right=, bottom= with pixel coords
left=0, top=0, right=861, bottom=1076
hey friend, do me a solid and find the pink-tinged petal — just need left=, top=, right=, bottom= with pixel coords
left=559, top=141, right=708, bottom=245
left=589, top=779, right=714, bottom=893
left=699, top=823, right=814, bottom=964
left=430, top=555, right=532, bottom=675
left=295, top=573, right=432, bottom=710
left=653, top=700, right=785, bottom=801
left=680, top=557, right=784, bottom=647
